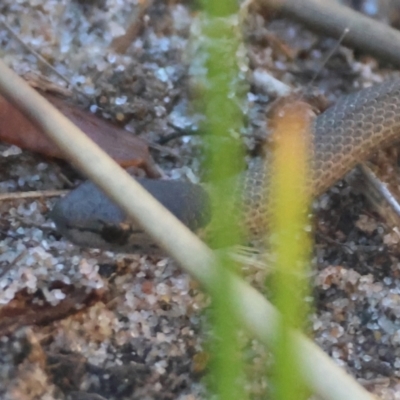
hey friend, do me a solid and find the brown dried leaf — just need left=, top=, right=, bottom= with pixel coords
left=0, top=91, right=160, bottom=177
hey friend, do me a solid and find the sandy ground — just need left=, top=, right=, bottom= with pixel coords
left=2, top=1, right=400, bottom=399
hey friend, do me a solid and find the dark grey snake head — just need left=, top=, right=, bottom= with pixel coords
left=50, top=178, right=211, bottom=253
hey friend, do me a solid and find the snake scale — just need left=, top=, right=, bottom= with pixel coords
left=50, top=79, right=400, bottom=253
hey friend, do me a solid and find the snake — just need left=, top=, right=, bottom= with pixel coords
left=49, top=79, right=400, bottom=253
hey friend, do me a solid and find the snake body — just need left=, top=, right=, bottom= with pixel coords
left=50, top=80, right=400, bottom=252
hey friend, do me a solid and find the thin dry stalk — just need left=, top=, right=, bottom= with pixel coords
left=0, top=190, right=68, bottom=201
left=258, top=0, right=400, bottom=66
left=0, top=60, right=375, bottom=400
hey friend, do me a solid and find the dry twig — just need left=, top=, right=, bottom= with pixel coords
left=359, top=164, right=400, bottom=217
left=258, top=0, right=400, bottom=66
left=0, top=190, right=68, bottom=202
left=111, top=0, right=153, bottom=54
left=0, top=61, right=375, bottom=400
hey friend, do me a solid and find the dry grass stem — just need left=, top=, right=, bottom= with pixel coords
left=0, top=60, right=375, bottom=400
left=0, top=190, right=68, bottom=201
